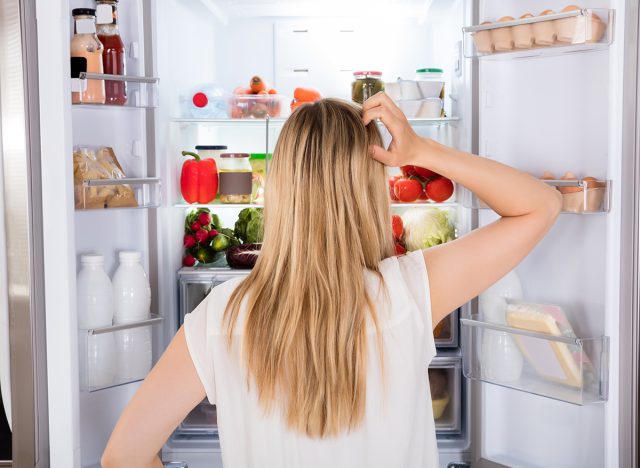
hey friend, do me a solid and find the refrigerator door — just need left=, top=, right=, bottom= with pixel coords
left=0, top=0, right=50, bottom=466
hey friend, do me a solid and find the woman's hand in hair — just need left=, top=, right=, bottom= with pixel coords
left=361, top=92, right=426, bottom=167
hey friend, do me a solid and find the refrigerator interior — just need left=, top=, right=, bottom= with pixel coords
left=47, top=0, right=625, bottom=466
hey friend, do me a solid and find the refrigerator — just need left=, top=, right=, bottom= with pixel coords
left=11, top=0, right=639, bottom=466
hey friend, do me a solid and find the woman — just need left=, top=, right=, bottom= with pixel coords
left=102, top=94, right=561, bottom=467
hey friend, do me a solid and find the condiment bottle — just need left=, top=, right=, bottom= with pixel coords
left=96, top=0, right=127, bottom=105
left=71, top=8, right=106, bottom=104
left=218, top=153, right=253, bottom=204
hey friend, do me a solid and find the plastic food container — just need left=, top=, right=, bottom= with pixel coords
left=473, top=22, right=494, bottom=54
left=351, top=71, right=384, bottom=104
left=555, top=7, right=606, bottom=44
left=418, top=98, right=443, bottom=118
left=218, top=153, right=252, bottom=204
left=396, top=80, right=421, bottom=101
left=513, top=13, right=535, bottom=49
left=491, top=16, right=515, bottom=51
left=532, top=10, right=557, bottom=46
left=562, top=187, right=606, bottom=213
left=384, top=81, right=402, bottom=101
left=227, top=94, right=288, bottom=119
left=195, top=145, right=227, bottom=167
left=415, top=68, right=445, bottom=100
left=397, top=100, right=422, bottom=118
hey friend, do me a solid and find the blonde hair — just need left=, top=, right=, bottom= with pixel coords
left=224, top=98, right=394, bottom=437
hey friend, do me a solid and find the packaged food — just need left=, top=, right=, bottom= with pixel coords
left=218, top=153, right=252, bottom=204
left=491, top=16, right=515, bottom=51
left=532, top=10, right=557, bottom=46
left=473, top=21, right=494, bottom=54
left=96, top=0, right=127, bottom=104
left=555, top=5, right=606, bottom=44
left=249, top=153, right=270, bottom=204
left=70, top=8, right=105, bottom=104
left=351, top=71, right=384, bottom=104
left=415, top=68, right=445, bottom=100
left=73, top=147, right=137, bottom=209
left=428, top=368, right=450, bottom=420
left=513, top=13, right=535, bottom=49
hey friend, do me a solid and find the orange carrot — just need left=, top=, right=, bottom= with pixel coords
left=293, top=87, right=321, bottom=102
left=250, top=76, right=266, bottom=93
left=258, top=90, right=269, bottom=95
left=268, top=88, right=278, bottom=95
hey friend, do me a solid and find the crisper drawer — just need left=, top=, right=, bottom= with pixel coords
left=430, top=356, right=462, bottom=435
left=434, top=309, right=459, bottom=348
left=177, top=267, right=250, bottom=325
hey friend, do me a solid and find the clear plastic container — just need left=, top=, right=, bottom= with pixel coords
left=429, top=357, right=462, bottom=433
left=80, top=333, right=116, bottom=389
left=115, top=326, right=152, bottom=381
left=184, top=84, right=228, bottom=118
left=415, top=68, right=445, bottom=100
left=218, top=153, right=252, bottom=204
left=112, top=251, right=151, bottom=324
left=351, top=71, right=384, bottom=104
left=227, top=94, right=288, bottom=119
left=249, top=153, right=270, bottom=205
left=76, top=253, right=114, bottom=328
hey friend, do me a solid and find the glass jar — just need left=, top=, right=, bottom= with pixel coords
left=96, top=0, right=127, bottom=105
left=351, top=71, right=384, bottom=104
left=71, top=8, right=105, bottom=104
left=249, top=153, right=271, bottom=205
left=195, top=145, right=227, bottom=167
left=218, top=153, right=252, bottom=204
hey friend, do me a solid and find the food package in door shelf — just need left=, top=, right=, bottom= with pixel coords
left=429, top=368, right=450, bottom=420
left=73, top=147, right=138, bottom=209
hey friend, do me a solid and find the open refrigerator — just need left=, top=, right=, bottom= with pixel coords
left=11, top=0, right=636, bottom=466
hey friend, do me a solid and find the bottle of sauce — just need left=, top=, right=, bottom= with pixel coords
left=96, top=0, right=127, bottom=105
left=71, top=9, right=105, bottom=104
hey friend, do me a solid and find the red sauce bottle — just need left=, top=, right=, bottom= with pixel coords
left=96, top=0, right=127, bottom=105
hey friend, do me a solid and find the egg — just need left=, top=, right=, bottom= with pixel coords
left=558, top=171, right=582, bottom=194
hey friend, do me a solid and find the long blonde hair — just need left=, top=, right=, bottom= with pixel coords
left=224, top=98, right=394, bottom=437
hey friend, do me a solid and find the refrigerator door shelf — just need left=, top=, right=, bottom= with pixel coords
left=459, top=179, right=611, bottom=214
left=79, top=314, right=163, bottom=393
left=434, top=309, right=460, bottom=348
left=76, top=177, right=162, bottom=211
left=430, top=356, right=463, bottom=435
left=461, top=317, right=609, bottom=405
left=72, top=72, right=159, bottom=108
left=463, top=9, right=614, bottom=59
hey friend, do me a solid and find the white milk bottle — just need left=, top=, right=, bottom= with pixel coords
left=112, top=251, right=151, bottom=324
left=77, top=253, right=114, bottom=328
left=114, top=327, right=152, bottom=381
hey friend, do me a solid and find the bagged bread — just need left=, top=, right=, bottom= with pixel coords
left=73, top=147, right=138, bottom=209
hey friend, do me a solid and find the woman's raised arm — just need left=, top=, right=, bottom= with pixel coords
left=363, top=93, right=562, bottom=327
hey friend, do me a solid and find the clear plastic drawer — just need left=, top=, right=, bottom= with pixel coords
left=430, top=356, right=462, bottom=434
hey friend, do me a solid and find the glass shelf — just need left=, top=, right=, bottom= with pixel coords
left=174, top=202, right=260, bottom=210
left=79, top=314, right=163, bottom=392
left=461, top=315, right=609, bottom=405
left=71, top=72, right=159, bottom=108
left=459, top=179, right=610, bottom=214
left=170, top=116, right=458, bottom=127
left=75, top=177, right=161, bottom=211
left=463, top=8, right=614, bottom=60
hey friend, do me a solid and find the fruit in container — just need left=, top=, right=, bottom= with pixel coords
left=180, top=150, right=218, bottom=204
left=228, top=76, right=286, bottom=118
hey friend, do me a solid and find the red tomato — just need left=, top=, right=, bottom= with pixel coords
left=426, top=176, right=454, bottom=202
left=392, top=215, right=403, bottom=240
left=394, top=242, right=407, bottom=256
left=389, top=176, right=401, bottom=201
left=394, top=178, right=422, bottom=203
left=413, top=166, right=438, bottom=181
left=418, top=189, right=429, bottom=201
left=400, top=165, right=417, bottom=178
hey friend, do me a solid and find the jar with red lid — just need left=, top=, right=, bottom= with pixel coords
left=351, top=71, right=385, bottom=104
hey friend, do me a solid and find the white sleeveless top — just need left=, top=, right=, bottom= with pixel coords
left=184, top=250, right=439, bottom=467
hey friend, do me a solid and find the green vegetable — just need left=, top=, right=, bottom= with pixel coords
left=194, top=246, right=220, bottom=264
left=220, top=228, right=241, bottom=247
left=401, top=208, right=455, bottom=250
left=211, top=234, right=230, bottom=252
left=234, top=208, right=264, bottom=244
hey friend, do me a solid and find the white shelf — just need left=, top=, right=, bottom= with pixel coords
left=174, top=202, right=260, bottom=210
left=170, top=116, right=459, bottom=127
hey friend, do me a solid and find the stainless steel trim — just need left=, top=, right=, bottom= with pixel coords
left=78, top=72, right=159, bottom=84
left=87, top=314, right=163, bottom=335
left=0, top=0, right=49, bottom=466
left=463, top=9, right=589, bottom=32
left=619, top=1, right=640, bottom=466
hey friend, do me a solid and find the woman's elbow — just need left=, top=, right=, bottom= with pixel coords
left=541, top=186, right=563, bottom=222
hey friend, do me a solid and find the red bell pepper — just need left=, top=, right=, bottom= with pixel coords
left=180, top=151, right=218, bottom=204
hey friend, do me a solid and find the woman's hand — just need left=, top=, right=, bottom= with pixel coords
left=361, top=92, right=426, bottom=167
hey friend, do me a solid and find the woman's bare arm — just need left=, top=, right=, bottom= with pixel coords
left=363, top=93, right=562, bottom=327
left=101, top=327, right=205, bottom=468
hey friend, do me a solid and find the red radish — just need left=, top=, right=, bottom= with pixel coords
left=195, top=229, right=210, bottom=244
left=209, top=229, right=219, bottom=238
left=392, top=215, right=403, bottom=240
left=394, top=178, right=422, bottom=203
left=426, top=176, right=454, bottom=202
left=198, top=212, right=212, bottom=226
left=413, top=166, right=438, bottom=181
left=183, top=234, right=196, bottom=248
left=183, top=255, right=196, bottom=267
left=394, top=243, right=407, bottom=255
left=190, top=221, right=201, bottom=231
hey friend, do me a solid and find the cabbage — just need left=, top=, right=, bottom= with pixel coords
left=401, top=208, right=456, bottom=250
